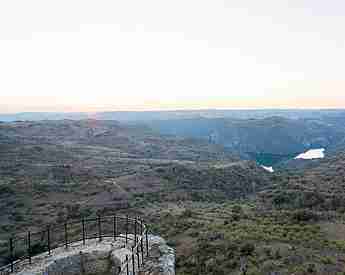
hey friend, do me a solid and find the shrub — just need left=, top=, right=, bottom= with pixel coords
left=306, top=263, right=317, bottom=273
left=0, top=185, right=14, bottom=195
left=181, top=209, right=194, bottom=218
left=320, top=256, right=335, bottom=265
left=292, top=210, right=318, bottom=222
left=232, top=205, right=243, bottom=214
left=240, top=242, right=255, bottom=256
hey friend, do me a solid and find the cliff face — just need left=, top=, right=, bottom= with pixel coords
left=13, top=235, right=175, bottom=275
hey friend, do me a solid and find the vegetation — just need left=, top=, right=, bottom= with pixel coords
left=1, top=118, right=345, bottom=274
left=147, top=201, right=345, bottom=275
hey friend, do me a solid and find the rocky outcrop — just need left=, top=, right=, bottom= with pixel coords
left=142, top=236, right=175, bottom=275
left=13, top=235, right=174, bottom=275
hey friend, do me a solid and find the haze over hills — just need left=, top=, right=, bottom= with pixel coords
left=1, top=109, right=345, bottom=122
left=1, top=109, right=345, bottom=168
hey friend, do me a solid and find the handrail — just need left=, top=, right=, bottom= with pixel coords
left=0, top=215, right=149, bottom=275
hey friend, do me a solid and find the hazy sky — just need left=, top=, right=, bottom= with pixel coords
left=1, top=0, right=345, bottom=112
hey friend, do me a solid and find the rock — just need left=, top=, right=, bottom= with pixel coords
left=142, top=235, right=175, bottom=275
left=111, top=248, right=131, bottom=275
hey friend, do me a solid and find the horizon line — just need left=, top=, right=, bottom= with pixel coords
left=1, top=107, right=345, bottom=115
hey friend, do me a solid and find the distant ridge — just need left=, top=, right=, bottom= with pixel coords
left=1, top=109, right=345, bottom=122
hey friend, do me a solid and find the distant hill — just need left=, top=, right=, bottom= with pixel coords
left=147, top=116, right=345, bottom=166
left=0, top=119, right=236, bottom=162
left=1, top=109, right=345, bottom=122
left=2, top=110, right=345, bottom=167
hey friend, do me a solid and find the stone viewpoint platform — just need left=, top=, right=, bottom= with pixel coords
left=12, top=234, right=174, bottom=275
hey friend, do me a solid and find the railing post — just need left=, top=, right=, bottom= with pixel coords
left=9, top=237, right=14, bottom=273
left=132, top=247, right=136, bottom=275
left=136, top=246, right=140, bottom=269
left=126, top=255, right=129, bottom=275
left=113, top=215, right=117, bottom=241
left=47, top=226, right=51, bottom=255
left=146, top=230, right=149, bottom=257
left=134, top=217, right=137, bottom=246
left=64, top=222, right=68, bottom=249
left=141, top=238, right=144, bottom=264
left=27, top=231, right=31, bottom=265
left=125, top=215, right=128, bottom=245
left=82, top=218, right=86, bottom=245
left=98, top=215, right=102, bottom=242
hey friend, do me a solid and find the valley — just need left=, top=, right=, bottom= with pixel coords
left=0, top=112, right=345, bottom=275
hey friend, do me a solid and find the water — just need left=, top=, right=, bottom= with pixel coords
left=261, top=166, right=274, bottom=173
left=294, top=148, right=325, bottom=160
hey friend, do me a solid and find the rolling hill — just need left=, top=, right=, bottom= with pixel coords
left=0, top=119, right=269, bottom=240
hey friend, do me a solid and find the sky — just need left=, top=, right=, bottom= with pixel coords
left=1, top=0, right=345, bottom=113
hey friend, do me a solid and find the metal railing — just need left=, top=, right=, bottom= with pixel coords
left=0, top=215, right=149, bottom=275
